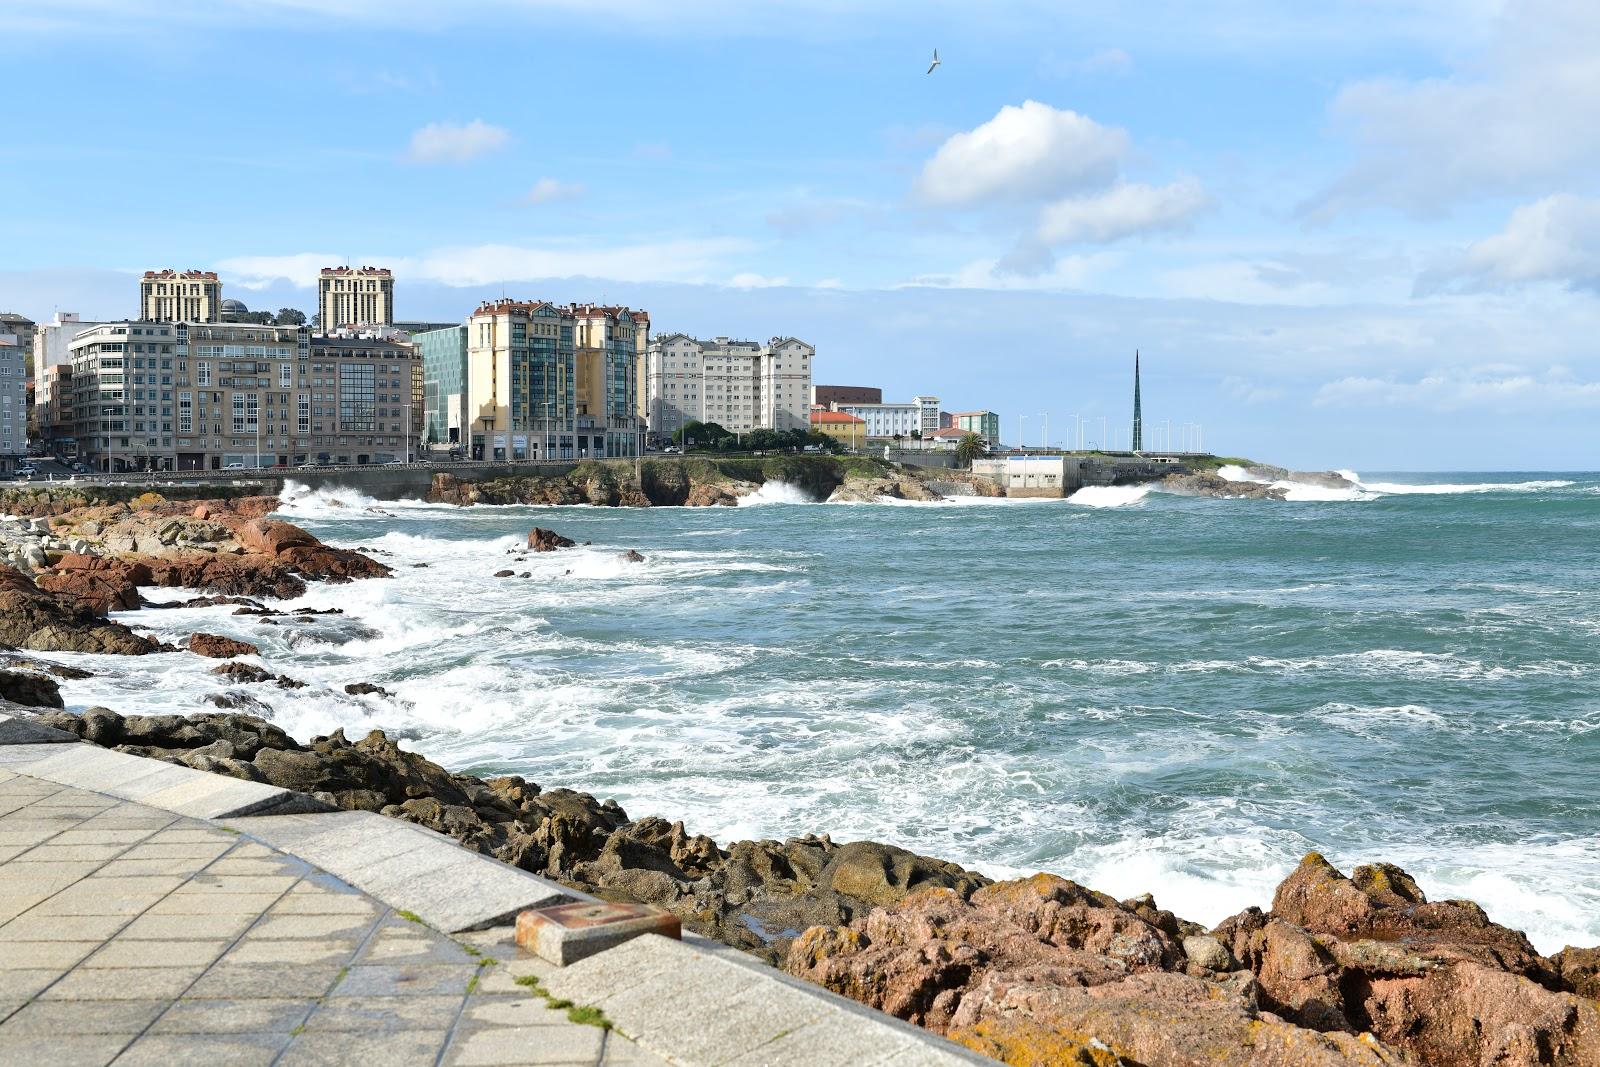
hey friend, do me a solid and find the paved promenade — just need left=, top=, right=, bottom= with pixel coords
left=0, top=767, right=664, bottom=1066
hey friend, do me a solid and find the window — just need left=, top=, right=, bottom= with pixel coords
left=196, top=362, right=211, bottom=386
left=339, top=363, right=375, bottom=431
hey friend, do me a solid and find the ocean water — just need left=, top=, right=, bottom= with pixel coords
left=34, top=471, right=1600, bottom=954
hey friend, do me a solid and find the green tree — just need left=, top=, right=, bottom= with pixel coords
left=955, top=432, right=987, bottom=466
left=274, top=308, right=307, bottom=326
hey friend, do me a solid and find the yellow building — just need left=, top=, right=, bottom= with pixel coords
left=140, top=270, right=221, bottom=323
left=809, top=409, right=866, bottom=445
left=319, top=266, right=394, bottom=329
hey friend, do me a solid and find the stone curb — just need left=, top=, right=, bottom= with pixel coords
left=225, top=809, right=578, bottom=933
left=540, top=933, right=993, bottom=1066
left=0, top=741, right=330, bottom=819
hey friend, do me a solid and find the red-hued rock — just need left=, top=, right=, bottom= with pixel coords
left=236, top=518, right=319, bottom=557
left=527, top=527, right=576, bottom=552
left=34, top=555, right=152, bottom=615
left=187, top=633, right=260, bottom=659
left=0, top=565, right=161, bottom=655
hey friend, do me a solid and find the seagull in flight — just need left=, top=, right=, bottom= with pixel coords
left=926, top=48, right=941, bottom=75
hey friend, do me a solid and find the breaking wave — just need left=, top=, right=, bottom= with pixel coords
left=1067, top=484, right=1153, bottom=508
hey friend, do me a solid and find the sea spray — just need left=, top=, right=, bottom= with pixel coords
left=31, top=472, right=1600, bottom=955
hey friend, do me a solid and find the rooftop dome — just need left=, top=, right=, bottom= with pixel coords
left=220, top=298, right=249, bottom=313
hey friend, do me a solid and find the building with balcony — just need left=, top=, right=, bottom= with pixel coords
left=69, top=322, right=180, bottom=472
left=643, top=334, right=813, bottom=442
left=36, top=364, right=74, bottom=457
left=319, top=267, right=394, bottom=330
left=140, top=270, right=222, bottom=323
left=69, top=320, right=421, bottom=472
left=464, top=300, right=645, bottom=461
left=0, top=336, right=25, bottom=470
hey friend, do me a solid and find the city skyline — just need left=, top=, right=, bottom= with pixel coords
left=3, top=1, right=1598, bottom=469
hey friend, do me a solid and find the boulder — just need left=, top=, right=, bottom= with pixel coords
left=0, top=668, right=64, bottom=708
left=527, top=527, right=576, bottom=552
left=0, top=565, right=162, bottom=655
left=618, top=549, right=646, bottom=563
left=34, top=554, right=152, bottom=615
left=187, top=633, right=260, bottom=659
left=343, top=682, right=393, bottom=697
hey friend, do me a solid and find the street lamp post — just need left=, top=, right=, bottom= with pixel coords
left=1018, top=414, right=1029, bottom=452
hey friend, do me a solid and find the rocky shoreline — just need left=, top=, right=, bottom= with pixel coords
left=3, top=484, right=1595, bottom=1065
left=427, top=456, right=1003, bottom=507
left=5, top=700, right=1596, bottom=1066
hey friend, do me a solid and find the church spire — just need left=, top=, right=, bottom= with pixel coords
left=1132, top=350, right=1143, bottom=452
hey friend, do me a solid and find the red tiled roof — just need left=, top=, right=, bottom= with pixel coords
left=810, top=411, right=865, bottom=425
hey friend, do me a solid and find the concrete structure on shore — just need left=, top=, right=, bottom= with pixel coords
left=319, top=266, right=394, bottom=330
left=971, top=452, right=1190, bottom=496
left=643, top=334, right=813, bottom=442
left=68, top=320, right=421, bottom=472
left=139, top=270, right=222, bottom=323
left=465, top=300, right=646, bottom=461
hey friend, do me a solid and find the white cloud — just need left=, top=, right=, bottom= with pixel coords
left=1420, top=194, right=1600, bottom=294
left=1308, top=1, right=1600, bottom=217
left=1036, top=178, right=1212, bottom=245
left=1314, top=367, right=1600, bottom=411
left=916, top=100, right=1127, bottom=207
left=406, top=120, right=510, bottom=164
left=521, top=178, right=585, bottom=205
left=216, top=253, right=339, bottom=289
left=727, top=272, right=790, bottom=289
left=217, top=239, right=751, bottom=288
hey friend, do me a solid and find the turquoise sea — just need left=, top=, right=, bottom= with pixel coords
left=48, top=470, right=1600, bottom=954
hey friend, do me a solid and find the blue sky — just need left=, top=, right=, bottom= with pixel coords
left=3, top=0, right=1598, bottom=469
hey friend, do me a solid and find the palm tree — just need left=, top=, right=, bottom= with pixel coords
left=955, top=432, right=986, bottom=466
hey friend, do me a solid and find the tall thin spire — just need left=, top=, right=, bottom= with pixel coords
left=1132, top=349, right=1143, bottom=452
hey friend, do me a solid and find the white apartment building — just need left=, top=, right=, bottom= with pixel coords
left=832, top=395, right=941, bottom=439
left=644, top=334, right=813, bottom=440
left=34, top=312, right=113, bottom=372
left=0, top=337, right=25, bottom=469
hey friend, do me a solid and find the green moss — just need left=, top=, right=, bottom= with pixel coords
left=465, top=974, right=479, bottom=995
left=565, top=1005, right=611, bottom=1030
left=512, top=973, right=613, bottom=1030
left=395, top=909, right=424, bottom=925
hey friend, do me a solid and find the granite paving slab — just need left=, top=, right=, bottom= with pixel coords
left=0, top=772, right=672, bottom=1066
left=224, top=810, right=575, bottom=932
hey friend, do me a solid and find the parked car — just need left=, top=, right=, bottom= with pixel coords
left=224, top=461, right=244, bottom=470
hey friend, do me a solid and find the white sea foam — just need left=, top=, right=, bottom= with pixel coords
left=1067, top=484, right=1152, bottom=508
left=1357, top=476, right=1575, bottom=495
left=737, top=481, right=816, bottom=506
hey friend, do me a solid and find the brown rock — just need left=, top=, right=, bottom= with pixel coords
left=493, top=569, right=515, bottom=578
left=0, top=565, right=161, bottom=655
left=1554, top=945, right=1600, bottom=999
left=527, top=527, right=576, bottom=552
left=618, top=549, right=646, bottom=563
left=34, top=555, right=152, bottom=615
left=0, top=668, right=64, bottom=708
left=187, top=633, right=260, bottom=659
